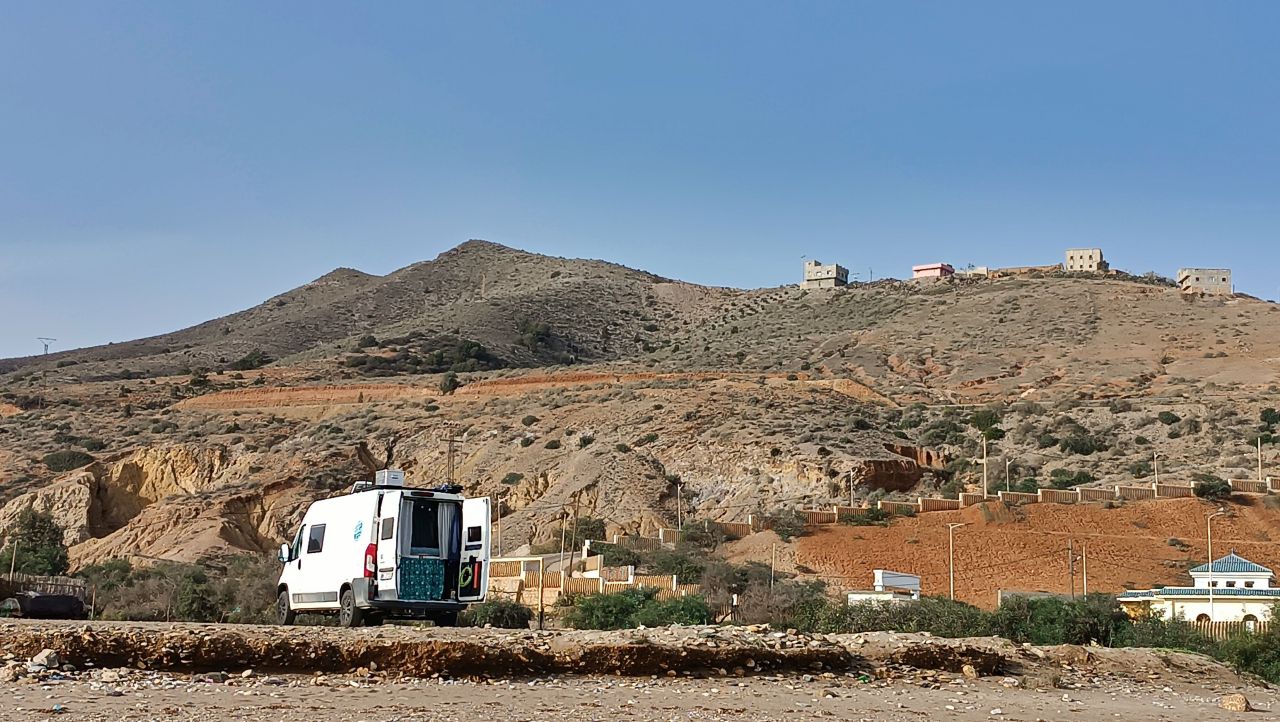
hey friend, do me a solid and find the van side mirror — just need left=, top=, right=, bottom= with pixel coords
left=278, top=544, right=291, bottom=563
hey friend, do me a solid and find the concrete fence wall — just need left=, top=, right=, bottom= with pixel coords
left=720, top=522, right=755, bottom=538
left=958, top=492, right=987, bottom=506
left=1116, top=485, right=1156, bottom=500
left=997, top=491, right=1039, bottom=505
left=1154, top=484, right=1194, bottom=499
left=878, top=500, right=921, bottom=515
left=1078, top=487, right=1118, bottom=502
left=803, top=509, right=840, bottom=525
left=1037, top=489, right=1079, bottom=504
left=1229, top=479, right=1270, bottom=494
left=918, top=497, right=962, bottom=512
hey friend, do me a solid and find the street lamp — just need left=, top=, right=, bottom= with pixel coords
left=1005, top=459, right=1013, bottom=492
left=1207, top=507, right=1228, bottom=621
left=1153, top=451, right=1160, bottom=485
left=947, top=523, right=967, bottom=601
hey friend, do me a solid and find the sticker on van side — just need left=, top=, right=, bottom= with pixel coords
left=353, top=521, right=364, bottom=541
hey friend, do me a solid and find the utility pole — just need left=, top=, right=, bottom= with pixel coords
left=7, top=539, right=18, bottom=580
left=676, top=481, right=683, bottom=531
left=848, top=469, right=856, bottom=509
left=558, top=511, right=569, bottom=577
left=1082, top=542, right=1088, bottom=596
left=982, top=436, right=989, bottom=497
left=1068, top=539, right=1076, bottom=599
left=1207, top=508, right=1227, bottom=621
left=37, top=337, right=56, bottom=355
left=1005, top=459, right=1012, bottom=493
left=493, top=493, right=503, bottom=557
left=1153, top=451, right=1160, bottom=486
left=441, top=425, right=464, bottom=487
left=1260, top=437, right=1265, bottom=484
left=770, top=543, right=777, bottom=589
left=946, top=523, right=966, bottom=600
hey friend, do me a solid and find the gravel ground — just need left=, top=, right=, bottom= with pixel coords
left=4, top=669, right=1279, bottom=722
left=1, top=620, right=1277, bottom=720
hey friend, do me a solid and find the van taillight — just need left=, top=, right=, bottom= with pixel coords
left=364, top=543, right=377, bottom=578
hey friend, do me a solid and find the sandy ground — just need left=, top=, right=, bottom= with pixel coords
left=4, top=670, right=1278, bottom=722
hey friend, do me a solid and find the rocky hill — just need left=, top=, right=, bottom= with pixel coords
left=1, top=240, right=1278, bottom=584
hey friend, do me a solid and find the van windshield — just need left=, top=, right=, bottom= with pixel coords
left=408, top=499, right=441, bottom=556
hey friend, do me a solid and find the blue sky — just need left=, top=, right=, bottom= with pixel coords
left=2, top=2, right=1277, bottom=359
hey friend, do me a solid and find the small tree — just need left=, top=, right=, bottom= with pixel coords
left=1194, top=479, right=1232, bottom=501
left=439, top=372, right=461, bottom=395
left=43, top=450, right=95, bottom=472
left=0, top=509, right=70, bottom=576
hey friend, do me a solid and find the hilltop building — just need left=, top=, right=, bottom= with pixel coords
left=846, top=570, right=921, bottom=605
left=1064, top=248, right=1109, bottom=273
left=1118, top=552, right=1280, bottom=624
left=1178, top=267, right=1233, bottom=296
left=912, top=263, right=955, bottom=279
left=801, top=259, right=849, bottom=289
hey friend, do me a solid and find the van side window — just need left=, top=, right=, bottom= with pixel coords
left=380, top=517, right=395, bottom=541
left=467, top=525, right=482, bottom=544
left=291, top=526, right=305, bottom=560
left=307, top=524, right=327, bottom=554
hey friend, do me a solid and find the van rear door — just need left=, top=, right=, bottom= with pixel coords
left=459, top=497, right=491, bottom=602
left=374, top=490, right=403, bottom=599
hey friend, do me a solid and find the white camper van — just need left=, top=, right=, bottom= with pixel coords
left=276, top=469, right=490, bottom=627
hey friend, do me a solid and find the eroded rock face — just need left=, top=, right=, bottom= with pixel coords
left=0, top=470, right=97, bottom=545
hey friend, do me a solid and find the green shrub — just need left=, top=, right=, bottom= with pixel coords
left=459, top=599, right=534, bottom=629
left=521, top=415, right=539, bottom=426
left=649, top=549, right=705, bottom=584
left=43, top=449, right=95, bottom=472
left=764, top=509, right=809, bottom=541
left=840, top=507, right=891, bottom=526
left=594, top=543, right=641, bottom=568
left=228, top=349, right=272, bottom=371
left=544, top=439, right=562, bottom=450
left=635, top=432, right=659, bottom=447
left=439, top=372, right=461, bottom=394
left=562, top=588, right=710, bottom=629
left=1157, top=411, right=1181, bottom=425
left=615, top=443, right=631, bottom=453
left=500, top=472, right=524, bottom=486
left=1194, top=479, right=1232, bottom=501
left=1058, top=434, right=1106, bottom=455
left=78, top=438, right=107, bottom=452
left=578, top=435, right=595, bottom=448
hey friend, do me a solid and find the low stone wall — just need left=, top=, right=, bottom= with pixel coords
left=958, top=493, right=987, bottom=506
left=803, top=509, right=839, bottom=525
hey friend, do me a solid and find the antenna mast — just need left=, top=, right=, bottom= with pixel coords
left=37, top=337, right=56, bottom=355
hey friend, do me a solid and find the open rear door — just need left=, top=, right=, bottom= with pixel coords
left=374, top=490, right=403, bottom=599
left=458, top=497, right=491, bottom=602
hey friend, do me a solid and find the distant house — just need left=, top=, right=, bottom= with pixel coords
left=955, top=265, right=990, bottom=278
left=911, top=263, right=955, bottom=279
left=1178, top=267, right=1233, bottom=296
left=801, top=259, right=849, bottom=289
left=846, top=570, right=921, bottom=605
left=1064, top=248, right=1109, bottom=273
left=1118, top=552, right=1280, bottom=624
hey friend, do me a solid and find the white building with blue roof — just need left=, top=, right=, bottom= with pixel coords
left=1117, top=551, right=1280, bottom=625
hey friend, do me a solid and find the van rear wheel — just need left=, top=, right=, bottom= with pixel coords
left=338, top=588, right=364, bottom=628
left=276, top=590, right=296, bottom=626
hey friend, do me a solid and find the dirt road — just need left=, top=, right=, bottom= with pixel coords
left=1, top=621, right=1275, bottom=721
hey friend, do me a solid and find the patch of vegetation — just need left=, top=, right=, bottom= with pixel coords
left=1157, top=411, right=1181, bottom=425
left=764, top=509, right=809, bottom=541
left=562, top=587, right=711, bottom=630
left=500, top=472, right=524, bottom=486
left=1193, top=479, right=1232, bottom=501
left=0, top=509, right=69, bottom=576
left=228, top=349, right=272, bottom=371
left=459, top=599, right=533, bottom=629
left=43, top=449, right=95, bottom=472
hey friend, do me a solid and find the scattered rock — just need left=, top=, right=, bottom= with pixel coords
left=31, top=649, right=60, bottom=668
left=1220, top=693, right=1253, bottom=712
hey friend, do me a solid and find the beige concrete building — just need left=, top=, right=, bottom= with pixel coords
left=801, top=259, right=849, bottom=289
left=1178, top=267, right=1233, bottom=296
left=1064, top=248, right=1109, bottom=272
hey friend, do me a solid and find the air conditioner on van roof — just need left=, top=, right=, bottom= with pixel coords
left=375, top=469, right=406, bottom=486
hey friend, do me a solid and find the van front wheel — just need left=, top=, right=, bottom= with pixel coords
left=277, top=590, right=296, bottom=626
left=338, top=588, right=365, bottom=628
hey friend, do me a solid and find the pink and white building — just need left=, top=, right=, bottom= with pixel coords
left=912, top=263, right=955, bottom=279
